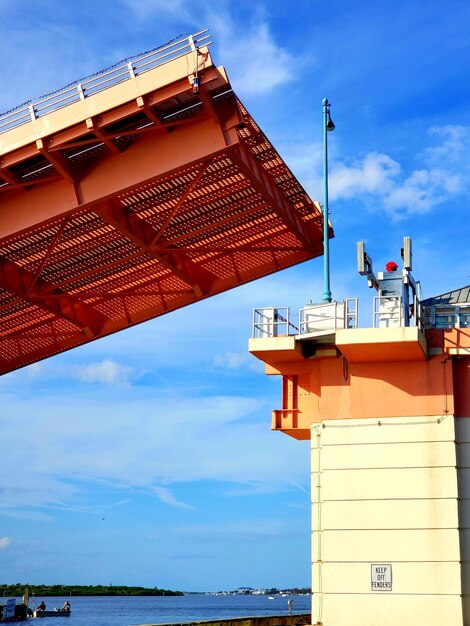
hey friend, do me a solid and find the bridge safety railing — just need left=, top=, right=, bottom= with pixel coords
left=424, top=303, right=470, bottom=329
left=252, top=307, right=298, bottom=338
left=0, top=30, right=211, bottom=134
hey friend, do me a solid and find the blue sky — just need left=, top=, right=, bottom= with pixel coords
left=0, top=0, right=469, bottom=592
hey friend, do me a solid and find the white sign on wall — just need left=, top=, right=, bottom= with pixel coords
left=371, top=563, right=392, bottom=591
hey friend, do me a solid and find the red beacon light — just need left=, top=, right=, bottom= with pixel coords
left=385, top=261, right=399, bottom=272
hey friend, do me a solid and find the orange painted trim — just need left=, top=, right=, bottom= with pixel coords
left=259, top=347, right=455, bottom=438
left=444, top=328, right=470, bottom=353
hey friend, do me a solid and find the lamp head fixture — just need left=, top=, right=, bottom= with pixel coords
left=323, top=98, right=335, bottom=132
left=326, top=111, right=335, bottom=132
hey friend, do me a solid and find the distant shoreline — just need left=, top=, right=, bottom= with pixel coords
left=1, top=585, right=183, bottom=597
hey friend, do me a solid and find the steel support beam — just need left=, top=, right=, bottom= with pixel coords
left=96, top=202, right=218, bottom=297
left=0, top=120, right=230, bottom=240
left=86, top=118, right=122, bottom=154
left=0, top=258, right=108, bottom=337
left=229, top=143, right=318, bottom=250
left=0, top=166, right=23, bottom=189
left=151, top=160, right=211, bottom=245
left=136, top=96, right=167, bottom=130
left=36, top=139, right=76, bottom=184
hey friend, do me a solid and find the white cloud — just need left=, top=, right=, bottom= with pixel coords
left=424, top=125, right=470, bottom=166
left=330, top=152, right=462, bottom=216
left=73, top=359, right=133, bottom=385
left=330, top=152, right=401, bottom=200
left=174, top=520, right=296, bottom=542
left=113, top=499, right=131, bottom=507
left=27, top=359, right=133, bottom=386
left=213, top=19, right=297, bottom=96
left=120, top=0, right=299, bottom=97
left=120, top=0, right=195, bottom=23
left=153, top=487, right=193, bottom=509
left=0, top=389, right=309, bottom=514
left=0, top=537, right=11, bottom=549
left=213, top=351, right=265, bottom=373
left=280, top=126, right=470, bottom=219
left=214, top=351, right=249, bottom=369
left=383, top=167, right=462, bottom=214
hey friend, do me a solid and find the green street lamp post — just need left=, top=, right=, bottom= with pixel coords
left=322, top=97, right=335, bottom=303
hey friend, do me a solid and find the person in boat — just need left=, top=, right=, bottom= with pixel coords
left=37, top=601, right=46, bottom=611
left=60, top=600, right=70, bottom=612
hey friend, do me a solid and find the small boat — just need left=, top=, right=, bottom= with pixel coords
left=32, top=609, right=71, bottom=618
left=268, top=596, right=276, bottom=600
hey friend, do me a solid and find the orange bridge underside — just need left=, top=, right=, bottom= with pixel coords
left=0, top=48, right=328, bottom=374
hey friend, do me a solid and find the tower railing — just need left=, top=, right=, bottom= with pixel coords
left=373, top=295, right=404, bottom=328
left=252, top=295, right=453, bottom=338
left=252, top=307, right=298, bottom=338
left=373, top=295, right=425, bottom=329
left=252, top=299, right=358, bottom=338
left=298, top=298, right=358, bottom=334
left=0, top=30, right=211, bottom=133
left=424, top=303, right=470, bottom=329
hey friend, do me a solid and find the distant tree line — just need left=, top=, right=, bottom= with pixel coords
left=1, top=584, right=183, bottom=597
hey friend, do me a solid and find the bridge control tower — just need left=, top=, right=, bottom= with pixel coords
left=250, top=238, right=470, bottom=626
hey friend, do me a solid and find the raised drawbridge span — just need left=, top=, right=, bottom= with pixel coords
left=0, top=30, right=329, bottom=375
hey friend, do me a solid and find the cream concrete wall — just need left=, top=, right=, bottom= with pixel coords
left=312, top=594, right=462, bottom=626
left=456, top=417, right=470, bottom=625
left=311, top=415, right=463, bottom=626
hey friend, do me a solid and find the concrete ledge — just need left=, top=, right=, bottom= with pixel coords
left=138, top=613, right=311, bottom=626
left=336, top=326, right=428, bottom=362
left=249, top=336, right=305, bottom=364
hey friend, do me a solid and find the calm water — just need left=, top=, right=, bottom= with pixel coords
left=19, top=593, right=311, bottom=626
